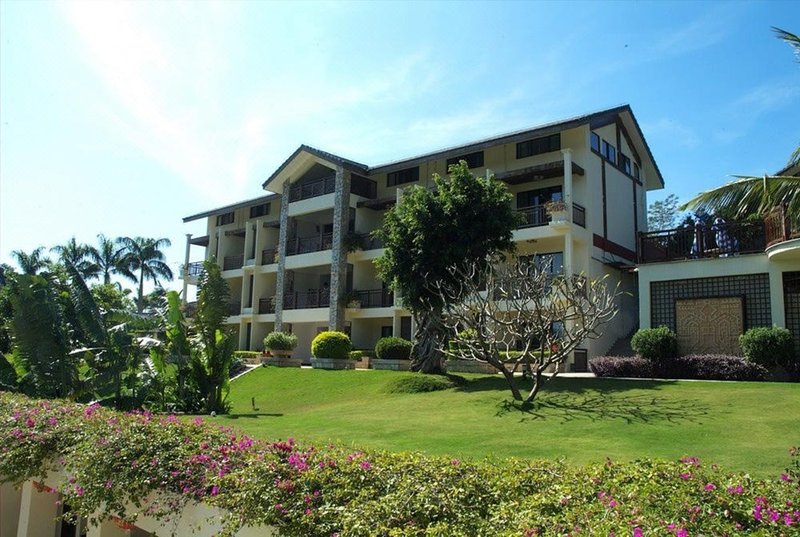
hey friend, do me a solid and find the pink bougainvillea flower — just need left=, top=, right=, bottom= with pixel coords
left=704, top=483, right=716, bottom=491
left=633, top=528, right=643, bottom=537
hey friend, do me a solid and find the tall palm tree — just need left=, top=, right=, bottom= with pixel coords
left=51, top=237, right=99, bottom=281
left=90, top=234, right=136, bottom=285
left=117, top=237, right=174, bottom=313
left=11, top=247, right=49, bottom=275
left=773, top=27, right=800, bottom=167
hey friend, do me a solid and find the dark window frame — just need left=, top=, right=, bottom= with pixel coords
left=216, top=212, right=234, bottom=226
left=516, top=133, right=561, bottom=159
left=619, top=153, right=632, bottom=175
left=446, top=151, right=484, bottom=170
left=249, top=203, right=270, bottom=218
left=387, top=166, right=420, bottom=187
left=601, top=140, right=617, bottom=164
left=590, top=132, right=600, bottom=152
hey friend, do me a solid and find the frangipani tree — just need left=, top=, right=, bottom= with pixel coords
left=431, top=257, right=620, bottom=403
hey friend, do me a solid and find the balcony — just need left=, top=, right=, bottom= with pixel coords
left=223, top=254, right=244, bottom=271
left=764, top=204, right=800, bottom=261
left=638, top=220, right=766, bottom=264
left=283, top=289, right=331, bottom=310
left=228, top=302, right=242, bottom=316
left=516, top=202, right=585, bottom=229
left=179, top=261, right=204, bottom=282
left=261, top=248, right=278, bottom=265
left=350, top=174, right=378, bottom=199
left=352, top=288, right=394, bottom=308
left=258, top=297, right=275, bottom=314
left=289, top=176, right=336, bottom=202
left=286, top=232, right=333, bottom=255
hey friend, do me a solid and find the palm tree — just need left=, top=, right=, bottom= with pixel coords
left=11, top=247, right=49, bottom=275
left=90, top=234, right=136, bottom=285
left=773, top=27, right=800, bottom=167
left=117, top=237, right=174, bottom=313
left=51, top=237, right=99, bottom=281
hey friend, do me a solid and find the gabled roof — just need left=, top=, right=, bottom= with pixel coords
left=261, top=144, right=369, bottom=189
left=182, top=193, right=279, bottom=223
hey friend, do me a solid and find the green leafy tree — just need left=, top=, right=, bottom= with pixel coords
left=11, top=247, right=49, bottom=275
left=647, top=194, right=681, bottom=230
left=116, top=237, right=174, bottom=313
left=90, top=234, right=137, bottom=285
left=191, top=259, right=235, bottom=413
left=376, top=161, right=519, bottom=373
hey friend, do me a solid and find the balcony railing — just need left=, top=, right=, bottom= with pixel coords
left=353, top=288, right=394, bottom=308
left=261, top=248, right=278, bottom=265
left=350, top=174, right=378, bottom=199
left=638, top=220, right=766, bottom=264
left=283, top=289, right=331, bottom=310
left=289, top=176, right=336, bottom=202
left=573, top=203, right=586, bottom=228
left=258, top=297, right=275, bottom=314
left=179, top=261, right=204, bottom=280
left=517, top=205, right=548, bottom=228
left=228, top=302, right=241, bottom=315
left=286, top=233, right=334, bottom=255
left=764, top=204, right=799, bottom=248
left=223, top=254, right=244, bottom=271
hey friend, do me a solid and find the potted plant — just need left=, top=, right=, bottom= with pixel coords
left=372, top=337, right=413, bottom=371
left=545, top=200, right=569, bottom=223
left=311, top=331, right=355, bottom=370
left=263, top=331, right=298, bottom=359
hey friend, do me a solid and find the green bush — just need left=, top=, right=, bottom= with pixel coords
left=631, top=326, right=678, bottom=361
left=375, top=337, right=412, bottom=360
left=263, top=331, right=298, bottom=351
left=311, top=331, right=352, bottom=360
left=739, top=326, right=794, bottom=368
left=448, top=328, right=478, bottom=352
left=385, top=373, right=455, bottom=393
left=234, top=350, right=261, bottom=359
left=349, top=350, right=366, bottom=360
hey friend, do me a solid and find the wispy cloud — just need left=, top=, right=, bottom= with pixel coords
left=640, top=118, right=701, bottom=149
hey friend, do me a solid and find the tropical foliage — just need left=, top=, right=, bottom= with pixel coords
left=1, top=392, right=797, bottom=536
left=116, top=236, right=174, bottom=313
left=376, top=161, right=519, bottom=373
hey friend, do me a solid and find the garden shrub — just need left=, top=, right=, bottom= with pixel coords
left=263, top=331, right=298, bottom=351
left=375, top=337, right=412, bottom=360
left=589, top=356, right=653, bottom=378
left=739, top=326, right=794, bottom=368
left=348, top=350, right=365, bottom=360
left=311, top=331, right=352, bottom=360
left=385, top=373, right=455, bottom=393
left=0, top=392, right=797, bottom=536
left=679, top=354, right=768, bottom=381
left=631, top=326, right=678, bottom=361
left=228, top=355, right=248, bottom=377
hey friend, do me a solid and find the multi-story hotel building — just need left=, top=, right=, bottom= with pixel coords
left=182, top=104, right=665, bottom=370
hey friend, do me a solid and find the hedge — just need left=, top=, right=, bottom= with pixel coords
left=1, top=393, right=797, bottom=536
left=311, top=331, right=352, bottom=360
left=590, top=355, right=768, bottom=381
left=264, top=331, right=298, bottom=352
left=739, top=327, right=796, bottom=369
left=375, top=337, right=412, bottom=360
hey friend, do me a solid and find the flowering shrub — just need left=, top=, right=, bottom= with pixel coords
left=589, top=356, right=653, bottom=378
left=1, top=393, right=797, bottom=536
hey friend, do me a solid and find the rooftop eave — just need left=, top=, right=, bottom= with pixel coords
left=261, top=145, right=368, bottom=194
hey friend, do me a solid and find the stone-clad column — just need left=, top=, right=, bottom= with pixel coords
left=329, top=166, right=350, bottom=330
left=274, top=185, right=291, bottom=331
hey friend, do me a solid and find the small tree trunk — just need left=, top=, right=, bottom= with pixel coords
left=525, top=368, right=545, bottom=403
left=499, top=366, right=523, bottom=400
left=137, top=270, right=145, bottom=314
left=410, top=311, right=446, bottom=374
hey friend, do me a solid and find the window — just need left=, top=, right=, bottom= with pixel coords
left=516, top=133, right=561, bottom=159
left=619, top=153, right=632, bottom=175
left=387, top=166, right=420, bottom=187
left=446, top=151, right=484, bottom=170
left=216, top=212, right=234, bottom=226
left=517, top=186, right=563, bottom=208
left=381, top=326, right=393, bottom=338
left=249, top=203, right=270, bottom=218
left=590, top=132, right=600, bottom=152
left=601, top=140, right=616, bottom=164
left=633, top=163, right=640, bottom=180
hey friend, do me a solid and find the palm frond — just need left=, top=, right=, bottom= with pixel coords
left=679, top=175, right=800, bottom=218
left=772, top=27, right=800, bottom=61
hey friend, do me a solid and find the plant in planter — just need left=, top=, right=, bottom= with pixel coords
left=311, top=331, right=354, bottom=369
left=545, top=200, right=569, bottom=221
left=263, top=331, right=298, bottom=358
left=373, top=337, right=413, bottom=371
left=340, top=289, right=362, bottom=309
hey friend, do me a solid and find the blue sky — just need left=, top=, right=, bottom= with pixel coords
left=1, top=0, right=798, bottom=293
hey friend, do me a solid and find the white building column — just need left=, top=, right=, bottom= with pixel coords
left=1, top=482, right=22, bottom=537
left=16, top=481, right=60, bottom=537
left=561, top=148, right=573, bottom=205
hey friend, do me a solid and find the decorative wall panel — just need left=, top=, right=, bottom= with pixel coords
left=676, top=297, right=743, bottom=355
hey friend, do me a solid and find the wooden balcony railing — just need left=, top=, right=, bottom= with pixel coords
left=764, top=204, right=799, bottom=248
left=638, top=220, right=766, bottom=264
left=223, top=254, right=244, bottom=271
left=286, top=233, right=334, bottom=255
left=353, top=288, right=394, bottom=308
left=283, top=289, right=331, bottom=310
left=289, top=176, right=336, bottom=202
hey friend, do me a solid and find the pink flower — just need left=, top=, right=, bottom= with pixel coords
left=704, top=483, right=716, bottom=491
left=210, top=486, right=219, bottom=496
left=360, top=461, right=372, bottom=470
left=633, top=528, right=643, bottom=537
left=727, top=484, right=743, bottom=495
left=780, top=473, right=791, bottom=482
left=74, top=486, right=84, bottom=497
left=675, top=530, right=687, bottom=537
left=679, top=473, right=691, bottom=480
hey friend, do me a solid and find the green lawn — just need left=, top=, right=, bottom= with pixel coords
left=209, top=367, right=800, bottom=478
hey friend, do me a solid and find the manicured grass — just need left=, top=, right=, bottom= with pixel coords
left=210, top=367, right=799, bottom=478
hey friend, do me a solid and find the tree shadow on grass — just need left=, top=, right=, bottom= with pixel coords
left=495, top=392, right=709, bottom=425
left=458, top=374, right=679, bottom=396
left=223, top=413, right=284, bottom=419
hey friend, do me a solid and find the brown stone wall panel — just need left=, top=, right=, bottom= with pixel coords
left=676, top=297, right=744, bottom=355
